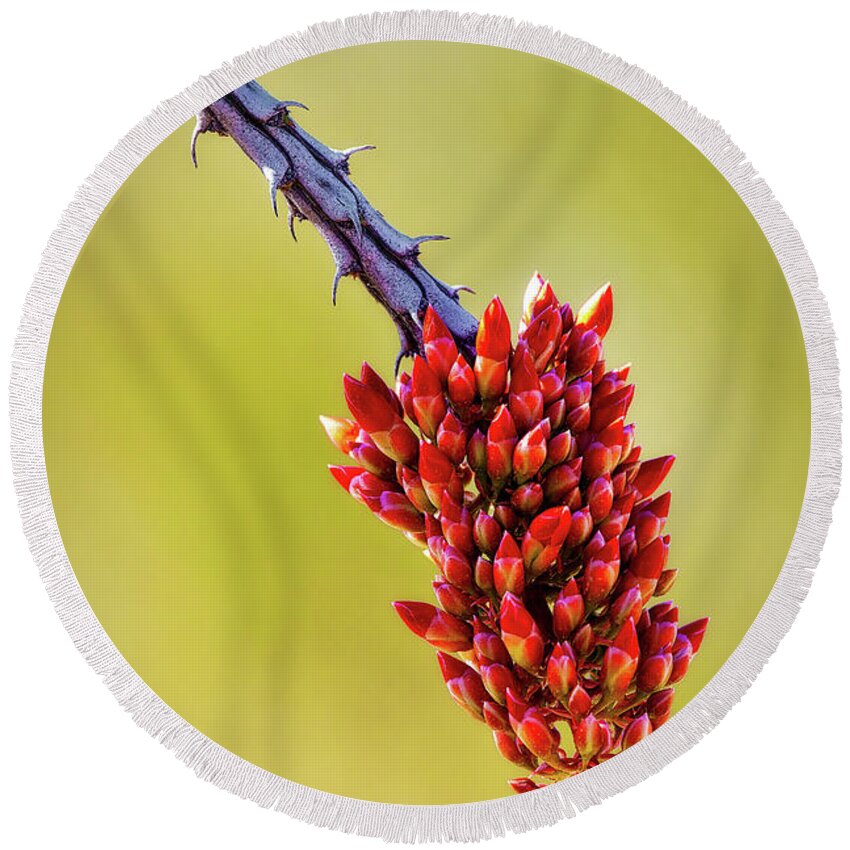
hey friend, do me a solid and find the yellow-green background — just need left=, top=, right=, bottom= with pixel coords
left=43, top=42, right=809, bottom=805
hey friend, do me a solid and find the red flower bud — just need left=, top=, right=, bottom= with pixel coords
left=633, top=491, right=671, bottom=548
left=582, top=536, right=620, bottom=606
left=553, top=579, right=585, bottom=638
left=602, top=619, right=639, bottom=698
left=636, top=652, right=673, bottom=692
left=633, top=455, right=676, bottom=498
left=432, top=580, right=474, bottom=618
left=679, top=617, right=710, bottom=653
left=540, top=368, right=564, bottom=404
left=395, top=372, right=416, bottom=422
left=576, top=283, right=614, bottom=339
left=486, top=406, right=517, bottom=485
left=375, top=490, right=426, bottom=533
left=473, top=511, right=501, bottom=557
left=493, top=532, right=525, bottom=597
left=594, top=363, right=631, bottom=399
left=437, top=652, right=488, bottom=720
left=436, top=410, right=467, bottom=465
left=568, top=327, right=602, bottom=376
left=513, top=420, right=549, bottom=484
left=480, top=662, right=518, bottom=704
left=483, top=701, right=510, bottom=732
left=493, top=502, right=520, bottom=533
left=565, top=505, right=593, bottom=548
left=599, top=492, right=635, bottom=540
left=319, top=415, right=360, bottom=454
left=447, top=353, right=477, bottom=407
left=545, top=398, right=567, bottom=430
left=567, top=683, right=592, bottom=718
left=400, top=466, right=435, bottom=513
left=547, top=642, right=578, bottom=702
left=630, top=535, right=670, bottom=589
left=473, top=619, right=510, bottom=663
left=655, top=568, right=678, bottom=595
left=511, top=482, right=544, bottom=516
left=565, top=378, right=592, bottom=409
left=392, top=600, right=473, bottom=652
left=500, top=593, right=545, bottom=672
left=440, top=545, right=474, bottom=592
left=516, top=707, right=561, bottom=761
left=467, top=427, right=487, bottom=473
left=475, top=297, right=512, bottom=399
left=545, top=430, right=574, bottom=468
left=587, top=474, right=615, bottom=522
left=509, top=777, right=543, bottom=794
left=574, top=713, right=605, bottom=763
left=522, top=305, right=563, bottom=372
left=572, top=623, right=596, bottom=657
left=495, top=732, right=537, bottom=769
left=647, top=688, right=674, bottom=726
left=522, top=506, right=572, bottom=576
left=349, top=437, right=397, bottom=479
left=642, top=620, right=677, bottom=655
left=360, top=362, right=403, bottom=415
left=669, top=634, right=693, bottom=684
left=418, top=442, right=457, bottom=509
left=622, top=713, right=652, bottom=749
left=590, top=384, right=634, bottom=432
left=474, top=556, right=494, bottom=592
left=609, top=586, right=643, bottom=629
left=508, top=342, right=544, bottom=432
left=343, top=373, right=418, bottom=465
left=544, top=458, right=582, bottom=505
left=566, top=403, right=591, bottom=434
left=440, top=489, right=475, bottom=556
left=411, top=356, right=447, bottom=438
left=422, top=306, right=458, bottom=382
left=521, top=273, right=557, bottom=325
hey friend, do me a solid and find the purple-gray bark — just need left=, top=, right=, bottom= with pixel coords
left=193, top=81, right=479, bottom=368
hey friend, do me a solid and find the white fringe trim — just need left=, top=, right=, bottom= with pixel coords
left=8, top=10, right=841, bottom=843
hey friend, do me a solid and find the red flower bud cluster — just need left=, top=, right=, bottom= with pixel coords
left=323, top=275, right=709, bottom=792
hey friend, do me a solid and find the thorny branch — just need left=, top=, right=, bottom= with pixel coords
left=193, top=81, right=480, bottom=369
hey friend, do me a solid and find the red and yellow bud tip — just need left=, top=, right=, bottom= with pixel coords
left=500, top=593, right=545, bottom=672
left=493, top=532, right=525, bottom=597
left=522, top=506, right=571, bottom=576
left=392, top=601, right=472, bottom=653
left=475, top=297, right=512, bottom=399
left=422, top=306, right=458, bottom=382
left=576, top=283, right=613, bottom=339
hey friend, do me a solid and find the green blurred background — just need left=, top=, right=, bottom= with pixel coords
left=43, top=42, right=809, bottom=804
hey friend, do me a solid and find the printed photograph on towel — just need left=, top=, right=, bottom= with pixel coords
left=42, top=41, right=809, bottom=804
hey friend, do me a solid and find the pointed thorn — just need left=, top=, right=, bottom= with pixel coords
left=332, top=265, right=358, bottom=306
left=265, top=102, right=309, bottom=126
left=394, top=346, right=413, bottom=375
left=416, top=234, right=450, bottom=245
left=341, top=144, right=376, bottom=160
left=287, top=207, right=298, bottom=241
left=190, top=116, right=207, bottom=168
left=453, top=284, right=476, bottom=295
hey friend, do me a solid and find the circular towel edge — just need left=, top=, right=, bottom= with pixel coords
left=8, top=9, right=842, bottom=843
